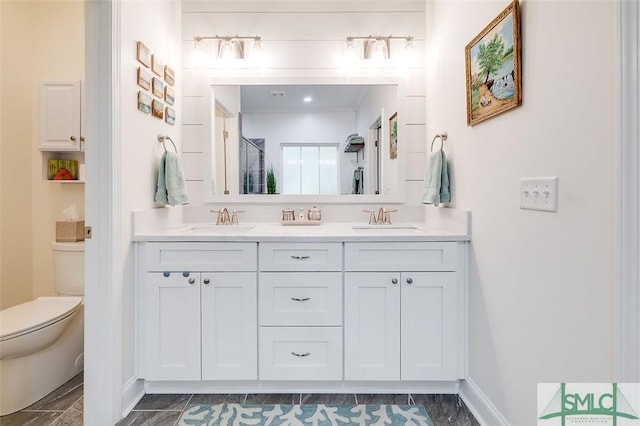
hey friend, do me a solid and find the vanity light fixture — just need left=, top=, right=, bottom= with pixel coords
left=346, top=35, right=414, bottom=60
left=193, top=35, right=262, bottom=60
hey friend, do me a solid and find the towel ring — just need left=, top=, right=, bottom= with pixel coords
left=158, top=135, right=178, bottom=153
left=430, top=133, right=448, bottom=152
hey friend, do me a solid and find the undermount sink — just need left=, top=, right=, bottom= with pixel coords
left=182, top=224, right=255, bottom=234
left=351, top=225, right=423, bottom=232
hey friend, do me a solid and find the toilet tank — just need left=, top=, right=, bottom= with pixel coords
left=51, top=242, right=84, bottom=296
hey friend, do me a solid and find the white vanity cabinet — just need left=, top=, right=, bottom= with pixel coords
left=258, top=242, right=343, bottom=381
left=344, top=242, right=461, bottom=381
left=135, top=230, right=468, bottom=392
left=139, top=242, right=257, bottom=381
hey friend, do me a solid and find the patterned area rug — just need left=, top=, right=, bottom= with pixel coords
left=178, top=403, right=434, bottom=425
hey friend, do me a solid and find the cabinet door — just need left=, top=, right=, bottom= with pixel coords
left=344, top=272, right=400, bottom=381
left=401, top=272, right=457, bottom=380
left=39, top=81, right=81, bottom=151
left=143, top=272, right=201, bottom=380
left=201, top=272, right=257, bottom=380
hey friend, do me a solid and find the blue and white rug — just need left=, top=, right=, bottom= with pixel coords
left=178, top=403, right=433, bottom=426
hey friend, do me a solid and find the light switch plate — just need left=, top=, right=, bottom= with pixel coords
left=520, top=177, right=558, bottom=212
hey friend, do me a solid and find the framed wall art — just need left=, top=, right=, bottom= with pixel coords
left=152, top=77, right=164, bottom=98
left=465, top=0, right=521, bottom=126
left=389, top=112, right=398, bottom=159
left=137, top=91, right=151, bottom=114
left=152, top=99, right=164, bottom=119
left=137, top=67, right=151, bottom=91
left=164, top=66, right=175, bottom=86
left=165, top=107, right=176, bottom=126
left=165, top=86, right=175, bottom=106
left=151, top=54, right=164, bottom=77
left=136, top=41, right=151, bottom=67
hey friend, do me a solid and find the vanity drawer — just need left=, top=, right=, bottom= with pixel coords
left=144, top=242, right=257, bottom=271
left=259, top=272, right=342, bottom=326
left=345, top=242, right=457, bottom=272
left=259, top=243, right=342, bottom=271
left=259, top=327, right=342, bottom=381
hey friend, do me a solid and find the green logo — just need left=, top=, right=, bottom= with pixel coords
left=539, top=383, right=639, bottom=425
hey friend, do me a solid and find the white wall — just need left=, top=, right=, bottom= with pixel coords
left=425, top=0, right=617, bottom=424
left=0, top=1, right=84, bottom=309
left=118, top=0, right=181, bottom=402
left=244, top=110, right=356, bottom=192
left=181, top=0, right=426, bottom=204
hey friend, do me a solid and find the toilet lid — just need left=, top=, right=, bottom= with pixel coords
left=0, top=296, right=82, bottom=340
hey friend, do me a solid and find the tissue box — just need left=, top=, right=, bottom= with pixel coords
left=56, top=220, right=85, bottom=242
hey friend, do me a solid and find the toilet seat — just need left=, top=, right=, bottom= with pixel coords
left=0, top=296, right=82, bottom=341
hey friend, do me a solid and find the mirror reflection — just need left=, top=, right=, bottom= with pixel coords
left=210, top=84, right=399, bottom=196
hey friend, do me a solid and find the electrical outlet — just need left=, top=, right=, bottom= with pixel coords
left=520, top=177, right=558, bottom=212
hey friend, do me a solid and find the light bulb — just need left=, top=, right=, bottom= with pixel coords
left=373, top=39, right=388, bottom=60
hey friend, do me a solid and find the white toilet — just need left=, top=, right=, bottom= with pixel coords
left=0, top=241, right=84, bottom=416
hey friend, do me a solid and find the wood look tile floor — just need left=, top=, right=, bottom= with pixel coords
left=0, top=373, right=481, bottom=425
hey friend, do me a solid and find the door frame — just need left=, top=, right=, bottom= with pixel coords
left=617, top=0, right=640, bottom=382
left=84, top=0, right=123, bottom=424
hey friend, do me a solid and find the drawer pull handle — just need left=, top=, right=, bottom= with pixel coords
left=291, top=352, right=310, bottom=357
left=291, top=255, right=310, bottom=260
left=291, top=297, right=311, bottom=302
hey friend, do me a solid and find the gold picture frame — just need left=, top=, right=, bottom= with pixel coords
left=465, top=0, right=522, bottom=126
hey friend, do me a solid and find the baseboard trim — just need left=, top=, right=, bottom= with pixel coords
left=459, top=378, right=509, bottom=426
left=121, top=377, right=145, bottom=419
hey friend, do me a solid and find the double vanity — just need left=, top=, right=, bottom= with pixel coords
left=134, top=211, right=470, bottom=394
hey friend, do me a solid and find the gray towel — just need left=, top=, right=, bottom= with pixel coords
left=439, top=151, right=451, bottom=203
left=154, top=152, right=190, bottom=206
left=421, top=150, right=450, bottom=205
left=154, top=152, right=168, bottom=205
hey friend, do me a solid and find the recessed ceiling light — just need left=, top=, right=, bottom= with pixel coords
left=303, top=96, right=312, bottom=103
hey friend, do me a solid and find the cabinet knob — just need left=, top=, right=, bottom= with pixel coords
left=406, top=278, right=413, bottom=284
left=70, top=136, right=76, bottom=141
left=80, top=136, right=85, bottom=142
left=203, top=278, right=210, bottom=285
left=188, top=278, right=196, bottom=285
left=391, top=278, right=398, bottom=285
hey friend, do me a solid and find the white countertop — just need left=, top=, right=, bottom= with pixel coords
left=133, top=221, right=470, bottom=242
